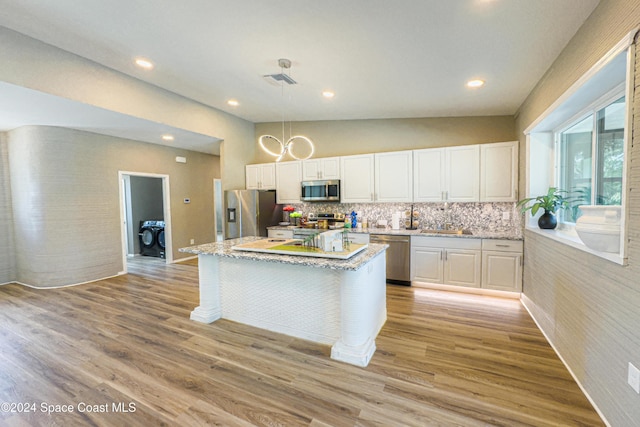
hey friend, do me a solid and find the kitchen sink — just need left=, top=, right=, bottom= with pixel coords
left=421, top=229, right=472, bottom=235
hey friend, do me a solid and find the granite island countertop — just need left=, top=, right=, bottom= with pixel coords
left=179, top=236, right=388, bottom=271
left=267, top=226, right=523, bottom=240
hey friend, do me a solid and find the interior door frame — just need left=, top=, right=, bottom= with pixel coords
left=118, top=171, right=172, bottom=274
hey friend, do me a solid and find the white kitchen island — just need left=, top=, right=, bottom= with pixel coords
left=179, top=236, right=388, bottom=367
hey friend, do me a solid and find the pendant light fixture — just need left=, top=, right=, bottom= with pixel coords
left=258, top=58, right=314, bottom=162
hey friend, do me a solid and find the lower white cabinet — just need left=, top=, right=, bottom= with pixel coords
left=346, top=233, right=370, bottom=245
left=481, top=239, right=523, bottom=292
left=411, top=236, right=482, bottom=288
left=267, top=228, right=294, bottom=239
left=411, top=236, right=522, bottom=291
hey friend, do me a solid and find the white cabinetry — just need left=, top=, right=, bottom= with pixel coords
left=267, top=228, right=294, bottom=239
left=413, top=148, right=445, bottom=202
left=480, top=141, right=518, bottom=202
left=346, top=233, right=370, bottom=245
left=246, top=163, right=276, bottom=190
left=481, top=239, right=523, bottom=292
left=275, top=161, right=302, bottom=204
left=340, top=154, right=375, bottom=203
left=445, top=145, right=480, bottom=202
left=374, top=151, right=413, bottom=202
left=411, top=236, right=482, bottom=288
left=302, top=157, right=341, bottom=180
left=413, top=145, right=480, bottom=202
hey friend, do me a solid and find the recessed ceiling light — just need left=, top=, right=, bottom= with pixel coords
left=322, top=90, right=335, bottom=99
left=466, top=79, right=485, bottom=88
left=135, top=58, right=154, bottom=70
left=227, top=99, right=240, bottom=106
left=161, top=134, right=174, bottom=141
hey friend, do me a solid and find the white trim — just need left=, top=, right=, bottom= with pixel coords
left=524, top=226, right=626, bottom=265
left=524, top=28, right=638, bottom=135
left=520, top=294, right=611, bottom=427
left=118, top=171, right=173, bottom=274
left=0, top=272, right=126, bottom=289
left=172, top=254, right=198, bottom=263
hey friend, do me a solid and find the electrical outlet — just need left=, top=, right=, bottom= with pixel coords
left=190, top=239, right=195, bottom=245
left=502, top=212, right=511, bottom=220
left=628, top=362, right=640, bottom=393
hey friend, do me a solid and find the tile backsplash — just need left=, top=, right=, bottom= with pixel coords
left=286, top=202, right=522, bottom=235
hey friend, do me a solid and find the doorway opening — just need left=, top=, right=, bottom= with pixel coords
left=119, top=171, right=172, bottom=274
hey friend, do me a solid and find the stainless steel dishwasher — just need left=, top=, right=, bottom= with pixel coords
left=370, top=234, right=411, bottom=285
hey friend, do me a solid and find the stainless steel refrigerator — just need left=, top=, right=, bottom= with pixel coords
left=224, top=190, right=283, bottom=239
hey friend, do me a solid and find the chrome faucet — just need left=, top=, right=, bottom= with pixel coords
left=443, top=201, right=452, bottom=230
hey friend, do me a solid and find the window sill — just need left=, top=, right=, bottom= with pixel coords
left=525, top=225, right=627, bottom=266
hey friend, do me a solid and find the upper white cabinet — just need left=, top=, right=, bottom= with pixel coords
left=246, top=163, right=276, bottom=190
left=480, top=141, right=518, bottom=202
left=340, top=154, right=375, bottom=203
left=302, top=157, right=341, bottom=180
left=446, top=145, right=480, bottom=202
left=374, top=151, right=413, bottom=202
left=413, top=145, right=480, bottom=202
left=275, top=161, right=302, bottom=204
left=413, top=148, right=445, bottom=202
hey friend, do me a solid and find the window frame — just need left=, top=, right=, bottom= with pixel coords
left=554, top=85, right=626, bottom=226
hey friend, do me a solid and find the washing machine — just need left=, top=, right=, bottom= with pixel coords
left=139, top=220, right=165, bottom=258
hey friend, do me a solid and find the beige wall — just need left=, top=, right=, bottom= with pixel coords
left=0, top=25, right=254, bottom=191
left=253, top=116, right=516, bottom=163
left=6, top=126, right=220, bottom=287
left=516, top=1, right=640, bottom=425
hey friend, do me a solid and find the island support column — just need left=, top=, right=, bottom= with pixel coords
left=190, top=254, right=222, bottom=323
left=331, top=252, right=387, bottom=367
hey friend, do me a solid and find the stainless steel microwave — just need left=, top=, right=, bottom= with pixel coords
left=300, top=180, right=340, bottom=202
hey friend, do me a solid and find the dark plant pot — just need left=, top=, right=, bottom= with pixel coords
left=538, top=210, right=557, bottom=229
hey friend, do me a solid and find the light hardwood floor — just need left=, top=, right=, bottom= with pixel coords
left=0, top=257, right=604, bottom=426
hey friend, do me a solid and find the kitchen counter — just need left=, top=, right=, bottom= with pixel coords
left=267, top=226, right=523, bottom=240
left=180, top=236, right=387, bottom=271
left=179, top=237, right=388, bottom=367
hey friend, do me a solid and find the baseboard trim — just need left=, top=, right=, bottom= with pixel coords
left=520, top=294, right=610, bottom=427
left=5, top=272, right=126, bottom=290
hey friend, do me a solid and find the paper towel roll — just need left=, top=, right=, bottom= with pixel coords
left=391, top=212, right=401, bottom=230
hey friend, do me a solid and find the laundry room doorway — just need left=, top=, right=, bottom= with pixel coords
left=119, top=171, right=172, bottom=273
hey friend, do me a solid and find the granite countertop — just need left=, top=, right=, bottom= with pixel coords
left=267, top=226, right=523, bottom=240
left=179, top=236, right=388, bottom=271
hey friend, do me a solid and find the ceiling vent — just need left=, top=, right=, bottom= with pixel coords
left=263, top=58, right=297, bottom=85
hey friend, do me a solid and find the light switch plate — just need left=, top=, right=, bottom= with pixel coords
left=628, top=362, right=640, bottom=393
left=502, top=212, right=511, bottom=220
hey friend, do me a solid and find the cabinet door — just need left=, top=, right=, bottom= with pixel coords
left=260, top=163, right=276, bottom=190
left=480, top=141, right=518, bottom=202
left=413, top=148, right=445, bottom=202
left=246, top=164, right=260, bottom=189
left=301, top=159, right=321, bottom=180
left=411, top=247, right=443, bottom=283
left=320, top=157, right=341, bottom=179
left=267, top=229, right=294, bottom=239
left=340, top=154, right=375, bottom=203
left=444, top=249, right=481, bottom=288
left=275, top=161, right=302, bottom=204
left=482, top=251, right=522, bottom=292
left=375, top=151, right=413, bottom=202
left=446, top=145, right=480, bottom=202
left=246, top=163, right=276, bottom=190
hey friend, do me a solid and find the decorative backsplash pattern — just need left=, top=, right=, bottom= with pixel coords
left=287, top=201, right=522, bottom=236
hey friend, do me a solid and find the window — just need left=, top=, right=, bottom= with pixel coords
left=523, top=29, right=635, bottom=264
left=557, top=95, right=625, bottom=223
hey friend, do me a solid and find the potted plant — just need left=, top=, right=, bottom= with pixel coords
left=516, top=187, right=571, bottom=229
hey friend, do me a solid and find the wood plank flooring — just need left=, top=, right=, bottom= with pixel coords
left=0, top=257, right=604, bottom=426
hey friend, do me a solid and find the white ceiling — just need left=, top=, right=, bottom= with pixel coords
left=0, top=0, right=600, bottom=152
